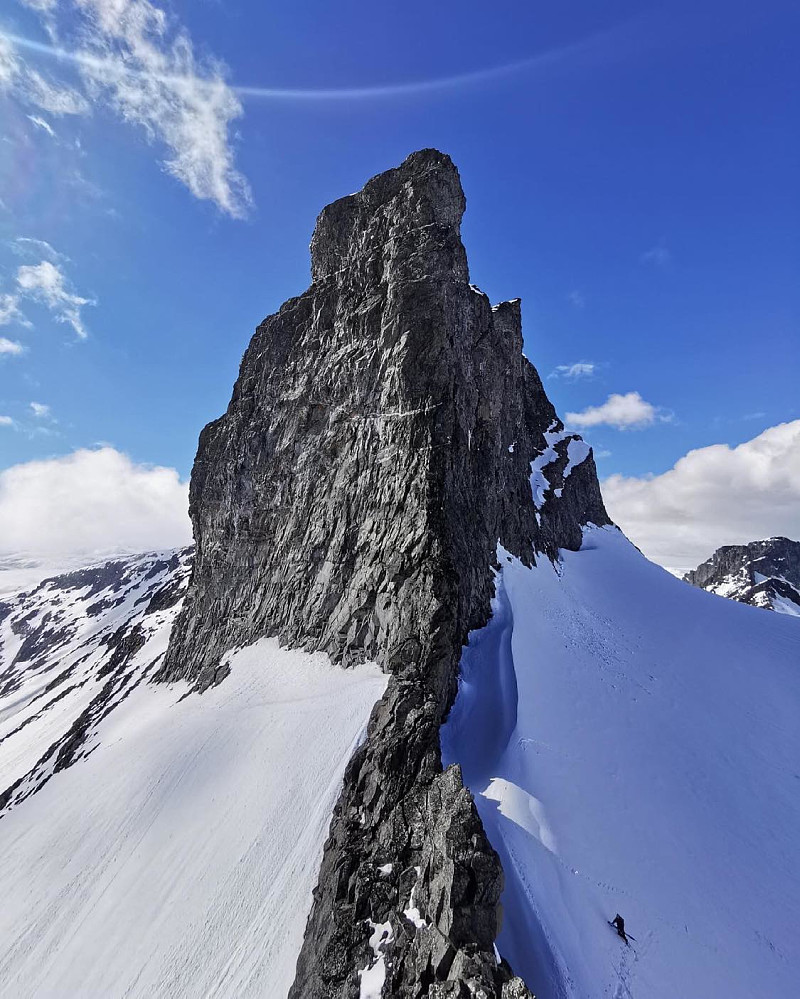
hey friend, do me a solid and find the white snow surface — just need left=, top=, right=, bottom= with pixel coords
left=442, top=526, right=800, bottom=999
left=704, top=566, right=800, bottom=616
left=402, top=866, right=428, bottom=929
left=529, top=425, right=591, bottom=514
left=0, top=634, right=385, bottom=998
left=359, top=919, right=393, bottom=999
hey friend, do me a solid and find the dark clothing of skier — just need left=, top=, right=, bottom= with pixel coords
left=612, top=914, right=629, bottom=945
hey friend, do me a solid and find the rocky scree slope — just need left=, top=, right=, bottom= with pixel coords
left=684, top=537, right=800, bottom=616
left=162, top=149, right=609, bottom=999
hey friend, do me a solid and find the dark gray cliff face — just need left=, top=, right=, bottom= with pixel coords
left=684, top=537, right=800, bottom=614
left=161, top=149, right=610, bottom=998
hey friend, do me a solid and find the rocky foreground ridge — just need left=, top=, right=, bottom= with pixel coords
left=162, top=149, right=610, bottom=998
left=684, top=537, right=800, bottom=616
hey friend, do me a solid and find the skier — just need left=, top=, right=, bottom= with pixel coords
left=611, top=913, right=629, bottom=945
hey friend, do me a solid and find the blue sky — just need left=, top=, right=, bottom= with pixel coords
left=0, top=0, right=798, bottom=566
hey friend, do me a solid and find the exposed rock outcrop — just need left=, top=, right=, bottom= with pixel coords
left=161, top=149, right=610, bottom=997
left=684, top=537, right=800, bottom=615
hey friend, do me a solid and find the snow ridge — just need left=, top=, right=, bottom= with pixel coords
left=443, top=527, right=800, bottom=999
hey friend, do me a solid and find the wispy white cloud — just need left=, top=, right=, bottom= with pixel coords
left=0, top=336, right=25, bottom=355
left=26, top=113, right=56, bottom=136
left=1, top=239, right=92, bottom=339
left=5, top=1, right=252, bottom=217
left=13, top=237, right=61, bottom=259
left=0, top=446, right=191, bottom=556
left=549, top=361, right=597, bottom=380
left=0, top=292, right=28, bottom=327
left=602, top=420, right=800, bottom=569
left=566, top=391, right=669, bottom=430
left=0, top=415, right=15, bottom=427
left=16, top=258, right=94, bottom=339
left=29, top=401, right=51, bottom=418
left=567, top=289, right=585, bottom=309
left=0, top=33, right=89, bottom=116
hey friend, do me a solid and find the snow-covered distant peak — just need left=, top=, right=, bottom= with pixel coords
left=0, top=547, right=192, bottom=599
left=683, top=536, right=800, bottom=616
left=0, top=548, right=194, bottom=812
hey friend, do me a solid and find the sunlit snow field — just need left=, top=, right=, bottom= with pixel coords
left=443, top=526, right=800, bottom=999
left=0, top=638, right=386, bottom=998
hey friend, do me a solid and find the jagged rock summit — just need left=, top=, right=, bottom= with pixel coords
left=684, top=536, right=800, bottom=616
left=161, top=148, right=609, bottom=998
left=162, top=149, right=607, bottom=688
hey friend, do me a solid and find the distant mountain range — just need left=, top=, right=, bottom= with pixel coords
left=684, top=537, right=800, bottom=616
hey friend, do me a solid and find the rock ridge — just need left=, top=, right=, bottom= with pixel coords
left=684, top=536, right=800, bottom=614
left=161, top=149, right=610, bottom=997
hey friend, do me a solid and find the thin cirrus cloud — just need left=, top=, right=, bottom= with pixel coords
left=602, top=420, right=800, bottom=570
left=1, top=12, right=642, bottom=216
left=7, top=16, right=635, bottom=102
left=3, top=0, right=252, bottom=218
left=0, top=293, right=28, bottom=327
left=0, top=32, right=88, bottom=116
left=1, top=237, right=93, bottom=340
left=566, top=391, right=669, bottom=430
left=15, top=258, right=94, bottom=339
left=549, top=361, right=596, bottom=380
left=26, top=113, right=57, bottom=136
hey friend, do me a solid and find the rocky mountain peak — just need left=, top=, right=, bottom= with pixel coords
left=159, top=149, right=609, bottom=998
left=684, top=536, right=800, bottom=615
left=310, top=148, right=468, bottom=284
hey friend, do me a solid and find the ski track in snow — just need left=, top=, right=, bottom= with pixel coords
left=0, top=632, right=386, bottom=998
left=443, top=526, right=800, bottom=999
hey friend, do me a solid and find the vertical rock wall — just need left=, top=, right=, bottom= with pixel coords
left=161, top=150, right=610, bottom=997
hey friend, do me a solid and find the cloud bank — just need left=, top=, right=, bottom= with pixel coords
left=0, top=446, right=191, bottom=556
left=602, top=420, right=800, bottom=570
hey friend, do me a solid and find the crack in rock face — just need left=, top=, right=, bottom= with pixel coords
left=161, top=149, right=610, bottom=997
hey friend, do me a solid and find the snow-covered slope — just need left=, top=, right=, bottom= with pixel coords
left=0, top=550, right=193, bottom=807
left=0, top=557, right=386, bottom=998
left=443, top=526, right=800, bottom=999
